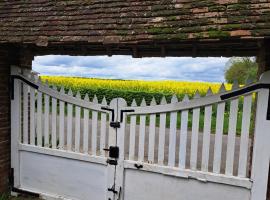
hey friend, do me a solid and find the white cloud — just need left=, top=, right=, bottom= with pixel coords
left=32, top=55, right=230, bottom=82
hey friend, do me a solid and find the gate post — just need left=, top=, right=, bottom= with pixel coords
left=115, top=98, right=127, bottom=200
left=251, top=71, right=270, bottom=200
left=106, top=98, right=118, bottom=200
left=10, top=66, right=21, bottom=188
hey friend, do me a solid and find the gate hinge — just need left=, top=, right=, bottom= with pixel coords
left=106, top=159, right=118, bottom=165
left=104, top=146, right=119, bottom=159
left=110, top=122, right=120, bottom=128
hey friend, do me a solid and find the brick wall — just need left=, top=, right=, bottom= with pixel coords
left=0, top=48, right=11, bottom=193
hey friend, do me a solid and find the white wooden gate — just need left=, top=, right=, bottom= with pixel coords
left=10, top=66, right=270, bottom=200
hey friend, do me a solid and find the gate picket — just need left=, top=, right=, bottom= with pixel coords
left=59, top=87, right=65, bottom=149
left=168, top=95, right=178, bottom=167
left=179, top=95, right=189, bottom=169
left=148, top=98, right=157, bottom=163
left=23, top=76, right=29, bottom=144
left=201, top=89, right=213, bottom=172
left=91, top=96, right=98, bottom=155
left=226, top=97, right=239, bottom=176
left=83, top=94, right=90, bottom=154
left=75, top=92, right=81, bottom=152
left=44, top=93, right=50, bottom=147
left=190, top=91, right=200, bottom=170
left=29, top=79, right=36, bottom=145
left=67, top=89, right=73, bottom=151
left=100, top=97, right=107, bottom=156
left=51, top=86, right=57, bottom=149
left=138, top=99, right=146, bottom=162
left=129, top=99, right=137, bottom=160
left=158, top=97, right=167, bottom=165
left=37, top=88, right=42, bottom=147
left=238, top=94, right=252, bottom=177
left=213, top=84, right=226, bottom=174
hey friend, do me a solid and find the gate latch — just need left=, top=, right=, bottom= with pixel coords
left=104, top=146, right=119, bottom=159
left=110, top=122, right=120, bottom=128
left=108, top=186, right=118, bottom=194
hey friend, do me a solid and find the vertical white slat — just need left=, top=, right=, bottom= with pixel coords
left=11, top=66, right=21, bottom=187
left=168, top=95, right=178, bottom=167
left=225, top=81, right=240, bottom=176
left=190, top=91, right=200, bottom=170
left=22, top=71, right=29, bottom=144
left=158, top=97, right=167, bottom=165
left=29, top=76, right=36, bottom=145
left=179, top=95, right=189, bottom=169
left=148, top=98, right=157, bottom=163
left=129, top=99, right=137, bottom=160
left=138, top=98, right=146, bottom=162
left=23, top=70, right=30, bottom=144
left=36, top=89, right=42, bottom=147
left=83, top=94, right=90, bottom=154
left=51, top=86, right=57, bottom=149
left=213, top=84, right=226, bottom=174
left=225, top=98, right=239, bottom=176
left=201, top=89, right=213, bottom=172
left=91, top=96, right=98, bottom=155
left=75, top=92, right=81, bottom=152
left=67, top=89, right=73, bottom=151
left=44, top=93, right=50, bottom=147
left=58, top=88, right=65, bottom=149
left=238, top=94, right=252, bottom=177
left=250, top=86, right=270, bottom=200
left=100, top=97, right=107, bottom=157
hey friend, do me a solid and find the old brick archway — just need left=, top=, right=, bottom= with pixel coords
left=0, top=1, right=270, bottom=199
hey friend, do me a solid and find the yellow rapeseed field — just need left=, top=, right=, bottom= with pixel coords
left=41, top=76, right=232, bottom=97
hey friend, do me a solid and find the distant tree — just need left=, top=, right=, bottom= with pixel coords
left=225, top=57, right=258, bottom=84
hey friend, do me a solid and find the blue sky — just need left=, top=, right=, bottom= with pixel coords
left=33, top=55, right=230, bottom=82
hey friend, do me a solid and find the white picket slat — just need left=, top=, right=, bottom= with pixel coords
left=100, top=97, right=107, bottom=156
left=58, top=88, right=65, bottom=149
left=29, top=86, right=35, bottom=145
left=213, top=84, right=226, bottom=174
left=44, top=94, right=50, bottom=147
left=83, top=94, right=90, bottom=154
left=148, top=98, right=157, bottom=163
left=201, top=89, right=213, bottom=172
left=190, top=91, right=200, bottom=170
left=158, top=97, right=167, bottom=165
left=168, top=95, right=178, bottom=167
left=225, top=98, right=239, bottom=176
left=91, top=96, right=98, bottom=155
left=67, top=89, right=73, bottom=151
left=179, top=95, right=189, bottom=169
left=129, top=99, right=137, bottom=160
left=23, top=82, right=29, bottom=144
left=51, top=94, right=57, bottom=149
left=37, top=91, right=42, bottom=147
left=75, top=92, right=81, bottom=152
left=238, top=94, right=252, bottom=177
left=213, top=101, right=225, bottom=174
left=138, top=99, right=146, bottom=162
